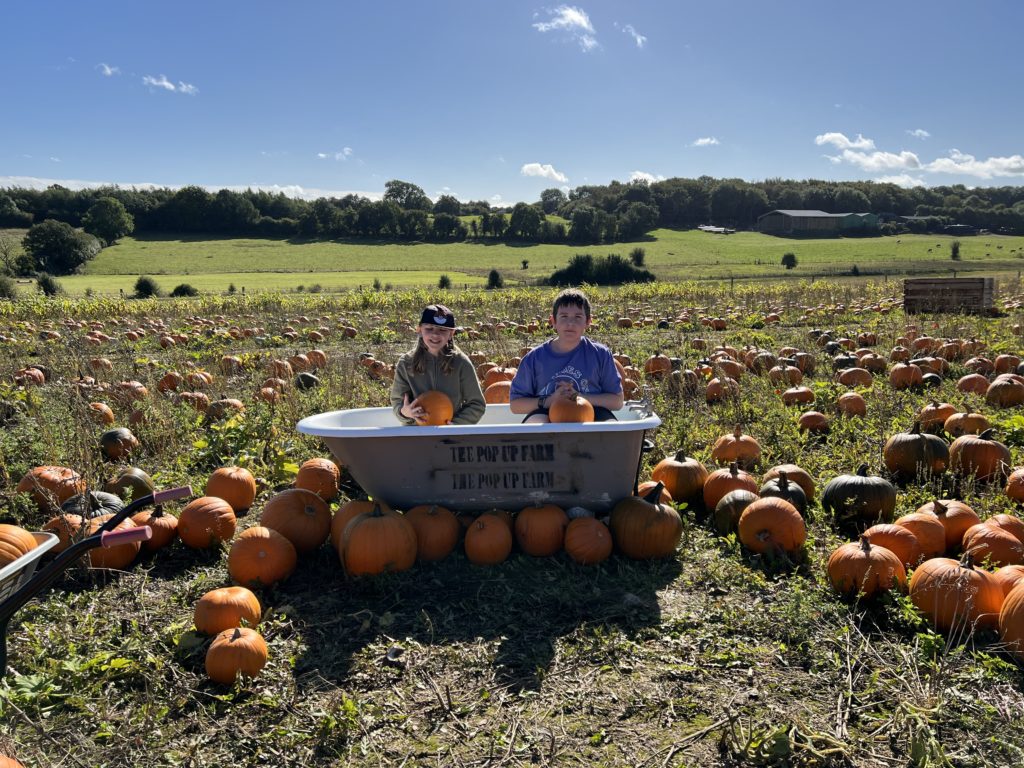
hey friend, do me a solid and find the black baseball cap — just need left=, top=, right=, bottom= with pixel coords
left=419, top=304, right=457, bottom=329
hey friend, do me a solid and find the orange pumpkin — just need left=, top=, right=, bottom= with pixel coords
left=0, top=524, right=37, bottom=567
left=340, top=505, right=417, bottom=575
left=909, top=557, right=1003, bottom=633
left=861, top=523, right=922, bottom=569
left=464, top=512, right=513, bottom=565
left=178, top=496, right=237, bottom=549
left=206, top=627, right=268, bottom=684
left=260, top=488, right=331, bottom=554
left=514, top=504, right=569, bottom=557
left=609, top=483, right=683, bottom=560
left=16, top=466, right=86, bottom=512
left=194, top=586, right=262, bottom=635
left=205, top=466, right=258, bottom=513
left=405, top=504, right=460, bottom=562
left=564, top=517, right=613, bottom=565
left=548, top=392, right=595, bottom=423
left=294, top=458, right=340, bottom=501
left=827, top=536, right=906, bottom=598
left=737, top=497, right=806, bottom=555
left=228, top=526, right=297, bottom=588
left=130, top=506, right=179, bottom=551
left=412, top=390, right=454, bottom=426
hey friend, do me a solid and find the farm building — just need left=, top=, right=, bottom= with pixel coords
left=757, top=209, right=879, bottom=236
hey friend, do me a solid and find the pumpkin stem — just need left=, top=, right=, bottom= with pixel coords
left=777, top=470, right=789, bottom=489
left=733, top=424, right=742, bottom=438
left=910, top=421, right=921, bottom=434
left=672, top=450, right=689, bottom=462
left=858, top=534, right=871, bottom=551
left=642, top=482, right=666, bottom=504
left=232, top=627, right=242, bottom=641
left=729, top=462, right=740, bottom=477
left=855, top=463, right=869, bottom=477
left=932, top=500, right=947, bottom=515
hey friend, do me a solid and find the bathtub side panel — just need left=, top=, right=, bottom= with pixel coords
left=321, top=430, right=646, bottom=512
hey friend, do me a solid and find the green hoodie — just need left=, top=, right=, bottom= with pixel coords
left=389, top=349, right=486, bottom=425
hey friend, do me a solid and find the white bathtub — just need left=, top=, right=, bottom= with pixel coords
left=297, top=403, right=661, bottom=512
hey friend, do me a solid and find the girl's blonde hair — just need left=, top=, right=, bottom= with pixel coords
left=411, top=332, right=461, bottom=375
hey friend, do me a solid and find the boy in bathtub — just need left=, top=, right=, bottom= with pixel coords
left=509, top=288, right=623, bottom=423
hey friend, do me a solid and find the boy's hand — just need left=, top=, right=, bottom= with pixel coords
left=553, top=381, right=577, bottom=399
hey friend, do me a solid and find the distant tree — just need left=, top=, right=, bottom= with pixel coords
left=22, top=220, right=101, bottom=274
left=540, top=187, right=568, bottom=215
left=433, top=195, right=461, bottom=216
left=209, top=189, right=258, bottom=233
left=781, top=252, right=797, bottom=269
left=507, top=203, right=544, bottom=240
left=397, top=209, right=428, bottom=240
left=383, top=180, right=431, bottom=211
left=521, top=259, right=529, bottom=270
left=951, top=240, right=961, bottom=260
left=486, top=269, right=504, bottom=289
left=803, top=185, right=835, bottom=212
left=630, top=247, right=646, bottom=267
left=438, top=274, right=452, bottom=289
left=569, top=205, right=602, bottom=243
left=170, top=283, right=199, bottom=297
left=36, top=273, right=62, bottom=296
left=0, top=194, right=33, bottom=227
left=0, top=235, right=30, bottom=275
left=0, top=275, right=17, bottom=300
left=357, top=200, right=402, bottom=236
left=618, top=202, right=660, bottom=239
left=133, top=275, right=161, bottom=298
left=833, top=187, right=871, bottom=213
left=430, top=213, right=466, bottom=240
left=82, top=196, right=135, bottom=243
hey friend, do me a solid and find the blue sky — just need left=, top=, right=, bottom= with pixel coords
left=2, top=1, right=1022, bottom=205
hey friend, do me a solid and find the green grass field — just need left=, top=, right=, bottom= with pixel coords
left=6, top=227, right=1024, bottom=296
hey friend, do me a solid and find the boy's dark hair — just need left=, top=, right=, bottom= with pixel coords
left=552, top=288, right=591, bottom=319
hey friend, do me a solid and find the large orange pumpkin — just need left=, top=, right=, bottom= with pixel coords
left=178, top=496, right=237, bottom=549
left=827, top=536, right=906, bottom=598
left=260, top=488, right=331, bottom=554
left=412, top=390, right=454, bottom=426
left=514, top=504, right=569, bottom=557
left=737, top=497, right=806, bottom=555
left=861, top=523, right=922, bottom=569
left=0, top=524, right=37, bottom=567
left=405, top=504, right=460, bottom=561
left=16, top=466, right=86, bottom=512
left=609, top=483, right=683, bottom=560
left=194, top=586, right=262, bottom=635
left=340, top=505, right=417, bottom=575
left=563, top=517, right=613, bottom=565
left=84, top=515, right=141, bottom=569
left=205, top=627, right=268, bottom=684
left=909, top=557, right=1003, bottom=633
left=228, top=526, right=297, bottom=588
left=548, top=392, right=595, bottom=423
left=295, top=458, right=340, bottom=501
left=205, top=466, right=258, bottom=513
left=650, top=451, right=708, bottom=508
left=464, top=513, right=513, bottom=565
left=130, top=506, right=179, bottom=551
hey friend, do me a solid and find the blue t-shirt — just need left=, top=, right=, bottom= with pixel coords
left=510, top=336, right=622, bottom=400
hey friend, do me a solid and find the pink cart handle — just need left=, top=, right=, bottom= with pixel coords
left=153, top=486, right=193, bottom=504
left=101, top=526, right=152, bottom=547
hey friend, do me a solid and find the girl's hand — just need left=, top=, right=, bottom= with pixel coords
left=554, top=381, right=577, bottom=399
left=401, top=393, right=425, bottom=421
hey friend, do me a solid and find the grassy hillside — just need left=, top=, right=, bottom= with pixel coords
left=6, top=227, right=1024, bottom=295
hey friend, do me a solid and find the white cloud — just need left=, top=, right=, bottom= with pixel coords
left=814, top=132, right=876, bottom=151
left=623, top=24, right=646, bottom=48
left=815, top=131, right=1024, bottom=180
left=533, top=6, right=599, bottom=51
left=629, top=171, right=665, bottom=183
left=142, top=74, right=199, bottom=95
left=691, top=137, right=719, bottom=147
left=0, top=176, right=381, bottom=201
left=490, top=194, right=504, bottom=206
left=924, top=149, right=1024, bottom=179
left=875, top=174, right=927, bottom=188
left=97, top=63, right=120, bottom=76
left=521, top=162, right=568, bottom=183
left=317, top=147, right=353, bottom=161
left=836, top=148, right=921, bottom=172
left=49, top=157, right=60, bottom=163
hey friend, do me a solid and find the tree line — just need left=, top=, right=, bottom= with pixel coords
left=2, top=176, right=1024, bottom=276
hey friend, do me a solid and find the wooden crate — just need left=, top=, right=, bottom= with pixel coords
left=903, top=277, right=994, bottom=315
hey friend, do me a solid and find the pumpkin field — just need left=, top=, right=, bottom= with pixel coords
left=4, top=279, right=1024, bottom=766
